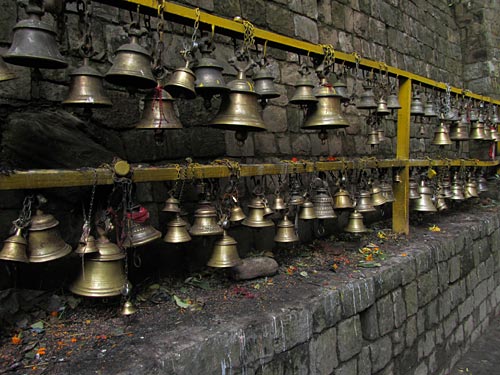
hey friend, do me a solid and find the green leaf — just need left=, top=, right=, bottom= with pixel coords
left=173, top=295, right=191, bottom=309
left=299, top=271, right=309, bottom=278
left=30, top=321, right=44, bottom=333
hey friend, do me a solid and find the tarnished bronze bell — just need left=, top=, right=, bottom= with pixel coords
left=4, top=7, right=67, bottom=69
left=376, top=98, right=390, bottom=115
left=207, top=230, right=242, bottom=268
left=70, top=257, right=127, bottom=297
left=135, top=87, right=182, bottom=130
left=449, top=121, right=469, bottom=141
left=299, top=199, right=317, bottom=220
left=371, top=186, right=387, bottom=206
left=410, top=92, right=424, bottom=115
left=75, top=235, right=99, bottom=255
left=386, top=93, right=401, bottom=109
left=105, top=32, right=156, bottom=90
left=190, top=202, right=224, bottom=236
left=288, top=180, right=305, bottom=206
left=0, top=227, right=29, bottom=263
left=121, top=300, right=137, bottom=316
left=274, top=215, right=299, bottom=243
left=0, top=56, right=16, bottom=82
left=333, top=188, right=353, bottom=209
left=409, top=178, right=421, bottom=200
left=377, top=129, right=387, bottom=142
left=469, top=121, right=486, bottom=140
left=96, top=234, right=126, bottom=261
left=271, top=195, right=287, bottom=211
left=63, top=58, right=112, bottom=107
left=432, top=123, right=452, bottom=145
left=253, top=65, right=280, bottom=100
left=450, top=173, right=465, bottom=201
left=435, top=195, right=448, bottom=212
left=242, top=197, right=274, bottom=228
left=441, top=179, right=453, bottom=199
left=302, top=78, right=350, bottom=130
left=367, top=129, right=380, bottom=146
left=165, top=61, right=196, bottom=99
left=28, top=210, right=71, bottom=263
left=412, top=180, right=437, bottom=212
left=356, top=84, right=377, bottom=109
left=423, top=102, right=438, bottom=117
left=355, top=191, right=376, bottom=213
left=230, top=203, right=246, bottom=223
left=162, top=196, right=181, bottom=213
left=164, top=214, right=191, bottom=243
left=312, top=187, right=336, bottom=219
left=193, top=43, right=228, bottom=98
left=290, top=75, right=318, bottom=105
left=332, top=79, right=349, bottom=102
left=380, top=182, right=395, bottom=203
left=344, top=210, right=368, bottom=233
left=122, top=215, right=162, bottom=248
left=209, top=70, right=266, bottom=143
left=488, top=126, right=499, bottom=141
left=477, top=176, right=488, bottom=193
left=464, top=179, right=479, bottom=199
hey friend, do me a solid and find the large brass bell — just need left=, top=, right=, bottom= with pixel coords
left=70, top=257, right=127, bottom=297
left=28, top=210, right=71, bottom=263
left=356, top=84, right=377, bottom=109
left=312, top=187, right=336, bottom=219
left=105, top=29, right=156, bottom=90
left=333, top=188, right=353, bottom=209
left=386, top=92, right=401, bottom=109
left=355, top=191, right=376, bottom=213
left=410, top=92, right=424, bottom=115
left=370, top=185, right=387, bottom=206
left=209, top=70, right=266, bottom=143
left=271, top=195, right=287, bottom=211
left=190, top=202, right=224, bottom=236
left=122, top=207, right=162, bottom=247
left=162, top=196, right=181, bottom=213
left=483, top=125, right=492, bottom=141
left=0, top=227, right=29, bottom=263
left=409, top=178, right=421, bottom=200
left=344, top=210, right=368, bottom=233
left=423, top=102, right=438, bottom=117
left=4, top=5, right=67, bottom=69
left=0, top=56, right=16, bottom=82
left=207, top=231, right=242, bottom=268
left=290, top=74, right=318, bottom=105
left=469, top=120, right=486, bottom=140
left=274, top=215, right=299, bottom=243
left=412, top=180, right=437, bottom=212
left=432, top=123, right=452, bottom=146
left=135, top=87, right=183, bottom=130
left=95, top=233, right=126, bottom=261
left=164, top=214, right=192, bottom=243
left=299, top=199, right=317, bottom=220
left=242, top=197, right=274, bottom=228
left=165, top=60, right=196, bottom=99
left=380, top=182, right=395, bottom=203
left=75, top=235, right=99, bottom=255
left=253, top=64, right=280, bottom=100
left=376, top=98, right=390, bottom=115
left=63, top=58, right=112, bottom=107
left=449, top=117, right=469, bottom=141
left=193, top=38, right=228, bottom=98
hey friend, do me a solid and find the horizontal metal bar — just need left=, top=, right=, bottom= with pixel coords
left=408, top=159, right=499, bottom=167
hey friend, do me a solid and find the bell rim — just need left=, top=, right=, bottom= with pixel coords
left=105, top=73, right=157, bottom=90
left=28, top=242, right=72, bottom=263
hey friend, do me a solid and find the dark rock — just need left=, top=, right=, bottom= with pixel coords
left=231, top=257, right=279, bottom=280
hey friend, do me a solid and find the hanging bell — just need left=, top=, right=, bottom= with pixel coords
left=410, top=92, right=424, bottom=115
left=193, top=41, right=228, bottom=98
left=0, top=56, right=16, bottom=82
left=377, top=129, right=387, bottom=142
left=162, top=196, right=181, bottom=213
left=464, top=179, right=479, bottom=199
left=75, top=235, right=99, bottom=255
left=299, top=199, right=317, bottom=220
left=290, top=75, right=318, bottom=105
left=4, top=5, right=67, bottom=69
left=312, top=187, right=336, bottom=219
left=409, top=178, right=421, bottom=200
left=230, top=203, right=247, bottom=223
left=423, top=102, right=438, bottom=117
left=367, top=129, right=380, bottom=146
left=164, top=214, right=192, bottom=243
left=386, top=92, right=401, bottom=109
left=28, top=210, right=71, bottom=263
left=483, top=126, right=492, bottom=141
left=96, top=233, right=126, bottom=261
left=274, top=215, right=299, bottom=243
left=489, top=126, right=499, bottom=141
left=121, top=300, right=137, bottom=316
left=190, top=202, right=224, bottom=236
left=0, top=227, right=29, bottom=263
left=288, top=180, right=305, bottom=206
left=207, top=230, right=242, bottom=268
left=356, top=84, right=377, bottom=109
left=449, top=121, right=469, bottom=141
left=271, top=195, right=287, bottom=211
left=253, top=65, right=280, bottom=100
left=136, top=87, right=182, bottom=129
left=411, top=180, right=437, bottom=212
left=355, top=191, right=376, bottom=212
left=432, top=123, right=452, bottom=146
left=491, top=107, right=500, bottom=124
left=165, top=60, right=197, bottom=99
left=242, top=197, right=274, bottom=228
left=380, top=182, right=395, bottom=203
left=63, top=58, right=112, bottom=107
left=122, top=207, right=162, bottom=248
left=443, top=106, right=460, bottom=122
left=263, top=199, right=274, bottom=216
left=469, top=121, right=486, bottom=140
left=470, top=108, right=479, bottom=122
left=344, top=210, right=368, bottom=233
left=441, top=178, right=453, bottom=199
left=332, top=79, right=349, bottom=102
left=477, top=176, right=488, bottom=193
left=435, top=194, right=448, bottom=212
left=333, top=188, right=353, bottom=209
left=376, top=98, right=390, bottom=115
left=450, top=173, right=465, bottom=201
left=370, top=185, right=387, bottom=206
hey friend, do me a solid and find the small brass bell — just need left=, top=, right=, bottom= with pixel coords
left=386, top=92, right=401, bottom=109
left=377, top=129, right=387, bottom=142
left=63, top=58, right=112, bottom=107
left=380, top=182, right=395, bottom=203
left=409, top=178, right=421, bottom=200
left=410, top=92, right=424, bottom=115
left=464, top=179, right=479, bottom=199
left=207, top=231, right=242, bottom=268
left=253, top=65, right=280, bottom=100
left=412, top=180, right=437, bottom=212
left=190, top=202, right=224, bottom=236
left=75, top=235, right=99, bottom=255
left=165, top=60, right=197, bottom=99
left=121, top=300, right=137, bottom=316
left=230, top=203, right=247, bottom=223
left=356, top=84, right=377, bottom=109
left=394, top=170, right=402, bottom=183
left=242, top=197, right=274, bottom=228
left=432, top=123, right=452, bottom=146
left=4, top=5, right=67, bottom=69
left=299, top=199, right=317, bottom=220
left=122, top=207, right=162, bottom=248
left=0, top=56, right=16, bottom=82
left=366, top=129, right=380, bottom=146
left=164, top=214, right=192, bottom=243
left=263, top=200, right=274, bottom=217
left=477, top=176, right=488, bottom=193
left=312, top=187, right=336, bottom=219
left=469, top=121, right=486, bottom=140
left=271, top=195, right=287, bottom=211
left=28, top=210, right=71, bottom=263
left=290, top=75, right=318, bottom=105
left=274, top=215, right=299, bottom=243
left=423, top=102, right=438, bottom=117
left=435, top=193, right=448, bottom=212
left=193, top=38, right=228, bottom=98
left=333, top=188, right=353, bottom=209
left=376, top=98, right=390, bottom=115
left=441, top=179, right=453, bottom=199
left=370, top=186, right=387, bottom=206
left=162, top=196, right=181, bottom=213
left=355, top=191, right=376, bottom=213
left=105, top=28, right=156, bottom=90
left=450, top=173, right=465, bottom=201
left=344, top=210, right=368, bottom=233
left=135, top=87, right=183, bottom=130
left=0, top=227, right=29, bottom=263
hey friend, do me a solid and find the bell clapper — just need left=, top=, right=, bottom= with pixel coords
left=235, top=130, right=248, bottom=146
left=318, top=129, right=328, bottom=144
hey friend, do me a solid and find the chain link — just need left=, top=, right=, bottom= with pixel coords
left=320, top=44, right=335, bottom=70
left=191, top=8, right=201, bottom=46
left=13, top=195, right=34, bottom=229
left=242, top=20, right=255, bottom=52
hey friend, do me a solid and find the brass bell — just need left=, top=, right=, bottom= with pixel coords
left=302, top=78, right=350, bottom=131
left=356, top=84, right=377, bottom=109
left=370, top=186, right=387, bottom=206
left=63, top=58, right=112, bottom=107
left=477, top=176, right=488, bottom=193
left=333, top=188, right=353, bottom=209
left=450, top=173, right=465, bottom=201
left=443, top=106, right=460, bottom=122
left=464, top=179, right=479, bottom=199
left=105, top=30, right=156, bottom=90
left=209, top=70, right=266, bottom=143
left=423, top=102, right=438, bottom=117
left=394, top=170, right=402, bottom=183
left=409, top=178, right=421, bottom=200
left=122, top=207, right=162, bottom=248
left=410, top=92, right=424, bottom=115
left=432, top=123, right=452, bottom=146
left=449, top=121, right=469, bottom=141
left=380, top=182, right=395, bottom=203
left=344, top=210, right=368, bottom=233
left=4, top=5, right=67, bottom=69
left=299, top=199, right=317, bottom=220
left=288, top=180, right=305, bottom=206
left=207, top=230, right=242, bottom=268
left=377, top=129, right=387, bottom=142
left=290, top=75, right=318, bottom=105
left=28, top=210, right=71, bottom=263
left=0, top=227, right=29, bottom=263
left=253, top=65, right=280, bottom=100
left=193, top=38, right=228, bottom=98
left=135, top=87, right=183, bottom=130
left=75, top=235, right=99, bottom=255
left=355, top=191, right=376, bottom=213
left=190, top=202, right=224, bottom=236
left=441, top=178, right=453, bottom=199
left=312, top=187, right=336, bottom=219
left=164, top=214, right=192, bottom=243
left=470, top=108, right=479, bottom=122
left=469, top=121, right=486, bottom=140
left=274, top=215, right=299, bottom=243
left=242, top=197, right=274, bottom=228
left=332, top=79, right=349, bottom=102
left=70, top=257, right=128, bottom=297
left=0, top=56, right=16, bottom=82
left=412, top=180, right=437, bottom=212
left=491, top=107, right=500, bottom=124
left=386, top=93, right=401, bottom=109
left=435, top=195, right=448, bottom=212
left=162, top=196, right=181, bottom=213
left=367, top=129, right=380, bottom=146
left=165, top=61, right=197, bottom=99
left=376, top=98, right=390, bottom=115
left=121, top=300, right=137, bottom=316
left=230, top=203, right=247, bottom=223
left=96, top=233, right=126, bottom=261
left=263, top=201, right=274, bottom=217
left=271, top=195, right=287, bottom=211
left=488, top=126, right=499, bottom=141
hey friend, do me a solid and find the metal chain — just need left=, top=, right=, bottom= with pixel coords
left=242, top=19, right=255, bottom=52
left=76, top=0, right=93, bottom=57
left=191, top=8, right=201, bottom=47
left=321, top=44, right=335, bottom=71
left=81, top=169, right=98, bottom=241
left=13, top=195, right=34, bottom=229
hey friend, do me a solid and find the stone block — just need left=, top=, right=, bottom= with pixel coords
left=340, top=278, right=375, bottom=318
left=92, top=90, right=141, bottom=129
left=414, top=361, right=429, bottom=375
left=418, top=269, right=439, bottom=307
left=262, top=105, right=288, bottom=133
left=370, top=335, right=392, bottom=372
left=377, top=294, right=394, bottom=336
left=392, top=288, right=407, bottom=328
left=466, top=269, right=479, bottom=294
left=337, top=315, right=363, bottom=362
left=439, top=290, right=452, bottom=320
left=437, top=261, right=449, bottom=291
left=415, top=246, right=435, bottom=275
left=474, top=279, right=489, bottom=306
left=358, top=346, right=371, bottom=375
left=254, top=133, right=278, bottom=155
left=334, top=357, right=357, bottom=375
left=417, top=309, right=426, bottom=335
left=309, top=133, right=330, bottom=156
left=360, top=304, right=379, bottom=340
left=311, top=290, right=342, bottom=333
left=443, top=311, right=458, bottom=338
left=400, top=257, right=417, bottom=285
left=294, top=15, right=319, bottom=43
left=309, top=327, right=338, bottom=374
left=373, top=266, right=402, bottom=298
left=448, top=256, right=461, bottom=283
left=392, top=324, right=405, bottom=356
left=266, top=3, right=294, bottom=36
left=406, top=315, right=417, bottom=348
left=291, top=134, right=312, bottom=156
left=226, top=131, right=255, bottom=157
left=272, top=308, right=312, bottom=353
left=396, top=346, right=418, bottom=374
left=302, top=0, right=318, bottom=19
left=457, top=295, right=474, bottom=322
left=417, top=330, right=435, bottom=360
left=405, top=281, right=418, bottom=317
left=435, top=322, right=444, bottom=346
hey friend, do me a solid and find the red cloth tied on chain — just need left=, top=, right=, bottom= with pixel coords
left=127, top=206, right=150, bottom=223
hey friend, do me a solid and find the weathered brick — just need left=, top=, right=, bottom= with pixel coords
left=369, top=335, right=392, bottom=372
left=309, top=327, right=338, bottom=374
left=405, top=282, right=418, bottom=317
left=337, top=315, right=363, bottom=362
left=417, top=330, right=435, bottom=360
left=377, top=294, right=395, bottom=336
left=418, top=269, right=439, bottom=306
left=360, top=304, right=379, bottom=340
left=448, top=256, right=461, bottom=283
left=392, top=288, right=407, bottom=328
